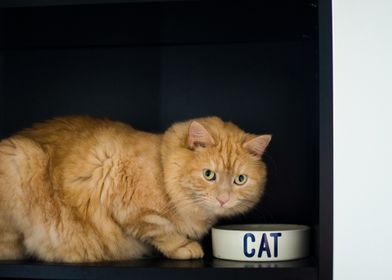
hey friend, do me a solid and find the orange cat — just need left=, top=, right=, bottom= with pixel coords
left=0, top=116, right=271, bottom=262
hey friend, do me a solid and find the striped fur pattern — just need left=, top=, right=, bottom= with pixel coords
left=0, top=116, right=270, bottom=262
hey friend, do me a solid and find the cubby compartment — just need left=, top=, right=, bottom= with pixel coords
left=0, top=1, right=332, bottom=279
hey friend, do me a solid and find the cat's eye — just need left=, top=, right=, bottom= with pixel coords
left=203, top=169, right=216, bottom=181
left=234, top=174, right=248, bottom=185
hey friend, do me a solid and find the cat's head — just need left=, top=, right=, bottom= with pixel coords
left=162, top=117, right=271, bottom=218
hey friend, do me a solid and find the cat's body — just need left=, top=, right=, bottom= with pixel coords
left=0, top=116, right=270, bottom=262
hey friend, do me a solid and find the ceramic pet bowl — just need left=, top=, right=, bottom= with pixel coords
left=212, top=224, right=310, bottom=261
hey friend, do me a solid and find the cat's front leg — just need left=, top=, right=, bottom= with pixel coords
left=126, top=213, right=204, bottom=260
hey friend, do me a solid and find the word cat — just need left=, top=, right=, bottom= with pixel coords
left=0, top=116, right=271, bottom=262
left=243, top=232, right=282, bottom=258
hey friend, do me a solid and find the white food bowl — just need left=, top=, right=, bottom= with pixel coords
left=212, top=224, right=310, bottom=262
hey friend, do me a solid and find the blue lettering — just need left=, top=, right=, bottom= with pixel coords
left=269, top=232, right=282, bottom=257
left=243, top=233, right=256, bottom=257
left=258, top=233, right=271, bottom=258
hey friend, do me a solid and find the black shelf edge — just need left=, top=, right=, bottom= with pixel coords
left=318, top=0, right=333, bottom=280
left=0, top=257, right=317, bottom=280
left=0, top=0, right=198, bottom=8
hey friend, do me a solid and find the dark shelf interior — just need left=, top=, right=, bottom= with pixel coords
left=0, top=1, right=317, bottom=49
left=0, top=1, right=325, bottom=279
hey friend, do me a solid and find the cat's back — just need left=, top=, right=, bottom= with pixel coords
left=17, top=116, right=162, bottom=183
left=11, top=116, right=164, bottom=208
left=18, top=116, right=134, bottom=148
left=18, top=116, right=151, bottom=160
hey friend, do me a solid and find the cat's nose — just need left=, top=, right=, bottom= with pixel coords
left=216, top=194, right=230, bottom=206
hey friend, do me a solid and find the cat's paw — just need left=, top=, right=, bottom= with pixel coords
left=167, top=241, right=204, bottom=260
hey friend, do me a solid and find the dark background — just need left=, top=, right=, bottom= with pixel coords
left=0, top=1, right=323, bottom=279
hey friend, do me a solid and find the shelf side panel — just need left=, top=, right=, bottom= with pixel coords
left=319, top=0, right=333, bottom=280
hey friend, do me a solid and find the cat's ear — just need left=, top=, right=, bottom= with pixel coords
left=243, top=135, right=272, bottom=158
left=188, top=121, right=215, bottom=149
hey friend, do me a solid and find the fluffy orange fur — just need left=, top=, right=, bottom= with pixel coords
left=0, top=116, right=271, bottom=262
